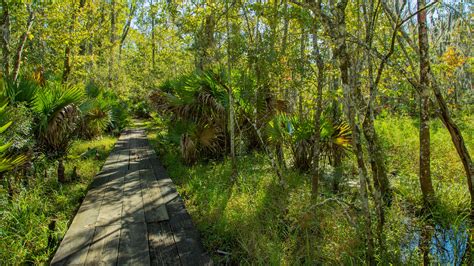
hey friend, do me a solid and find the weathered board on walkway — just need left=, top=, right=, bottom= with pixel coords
left=51, top=129, right=211, bottom=266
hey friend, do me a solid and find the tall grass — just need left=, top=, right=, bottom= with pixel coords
left=0, top=137, right=116, bottom=264
left=146, top=114, right=473, bottom=264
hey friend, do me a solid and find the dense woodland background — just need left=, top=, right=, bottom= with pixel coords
left=0, top=0, right=472, bottom=264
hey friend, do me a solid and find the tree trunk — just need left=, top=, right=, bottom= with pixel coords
left=108, top=0, right=116, bottom=88
left=417, top=0, right=435, bottom=207
left=57, top=158, right=65, bottom=183
left=338, top=13, right=375, bottom=266
left=226, top=0, right=237, bottom=178
left=11, top=5, right=35, bottom=82
left=62, top=1, right=81, bottom=83
left=150, top=0, right=155, bottom=70
left=420, top=224, right=433, bottom=265
left=430, top=72, right=473, bottom=219
left=1, top=0, right=10, bottom=76
left=276, top=144, right=285, bottom=171
left=62, top=45, right=71, bottom=83
left=311, top=23, right=324, bottom=199
left=119, top=1, right=136, bottom=58
left=430, top=72, right=474, bottom=260
left=281, top=0, right=289, bottom=56
left=329, top=2, right=375, bottom=263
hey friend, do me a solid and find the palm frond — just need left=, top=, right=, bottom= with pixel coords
left=0, top=103, right=27, bottom=172
left=32, top=82, right=84, bottom=159
left=1, top=76, right=38, bottom=105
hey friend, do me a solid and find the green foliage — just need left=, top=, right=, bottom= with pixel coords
left=147, top=114, right=473, bottom=264
left=151, top=71, right=228, bottom=164
left=79, top=82, right=129, bottom=137
left=32, top=82, right=84, bottom=159
left=1, top=77, right=38, bottom=106
left=263, top=113, right=352, bottom=171
left=79, top=95, right=112, bottom=139
left=0, top=103, right=27, bottom=173
left=110, top=101, right=130, bottom=134
left=0, top=137, right=116, bottom=264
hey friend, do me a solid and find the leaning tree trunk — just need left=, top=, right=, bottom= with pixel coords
left=417, top=0, right=436, bottom=207
left=11, top=5, right=35, bottom=82
left=57, top=158, right=66, bottom=183
left=431, top=68, right=474, bottom=265
left=430, top=72, right=474, bottom=218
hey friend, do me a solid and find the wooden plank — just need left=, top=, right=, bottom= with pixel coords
left=50, top=227, right=95, bottom=265
left=117, top=222, right=150, bottom=265
left=53, top=128, right=212, bottom=266
left=167, top=198, right=211, bottom=266
left=95, top=177, right=124, bottom=226
left=95, top=148, right=128, bottom=226
left=122, top=170, right=146, bottom=224
left=148, top=221, right=181, bottom=265
left=156, top=178, right=179, bottom=205
left=51, top=141, right=124, bottom=265
left=145, top=148, right=169, bottom=180
left=84, top=224, right=121, bottom=264
left=141, top=169, right=170, bottom=222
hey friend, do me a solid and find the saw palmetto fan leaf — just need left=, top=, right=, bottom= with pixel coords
left=151, top=71, right=228, bottom=164
left=79, top=96, right=113, bottom=138
left=1, top=76, right=38, bottom=106
left=320, top=118, right=352, bottom=163
left=0, top=103, right=27, bottom=173
left=33, top=82, right=84, bottom=159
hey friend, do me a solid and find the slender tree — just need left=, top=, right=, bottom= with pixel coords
left=417, top=0, right=436, bottom=207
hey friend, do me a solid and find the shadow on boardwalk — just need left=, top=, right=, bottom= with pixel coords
left=51, top=129, right=212, bottom=265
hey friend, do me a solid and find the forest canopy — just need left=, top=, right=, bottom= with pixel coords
left=0, top=0, right=473, bottom=264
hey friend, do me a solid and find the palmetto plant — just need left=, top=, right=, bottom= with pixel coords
left=266, top=113, right=291, bottom=169
left=287, top=115, right=316, bottom=172
left=319, top=118, right=352, bottom=163
left=151, top=72, right=228, bottom=164
left=32, top=82, right=84, bottom=182
left=266, top=114, right=352, bottom=172
left=79, top=96, right=113, bottom=139
left=0, top=103, right=27, bottom=173
left=2, top=76, right=38, bottom=106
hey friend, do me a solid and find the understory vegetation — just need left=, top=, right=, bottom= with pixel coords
left=0, top=137, right=116, bottom=263
left=146, top=113, right=472, bottom=264
left=1, top=0, right=473, bottom=264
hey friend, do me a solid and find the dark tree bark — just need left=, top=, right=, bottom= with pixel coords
left=57, top=158, right=65, bottom=183
left=431, top=71, right=474, bottom=261
left=417, top=0, right=436, bottom=207
left=62, top=45, right=71, bottom=83
left=63, top=0, right=87, bottom=82
left=420, top=224, right=433, bottom=265
left=197, top=12, right=215, bottom=71
left=1, top=0, right=10, bottom=76
left=430, top=72, right=474, bottom=219
left=332, top=2, right=375, bottom=263
left=149, top=0, right=156, bottom=69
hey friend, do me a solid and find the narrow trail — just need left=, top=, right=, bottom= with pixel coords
left=51, top=128, right=211, bottom=265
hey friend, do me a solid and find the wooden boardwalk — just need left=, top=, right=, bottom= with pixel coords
left=51, top=129, right=211, bottom=265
